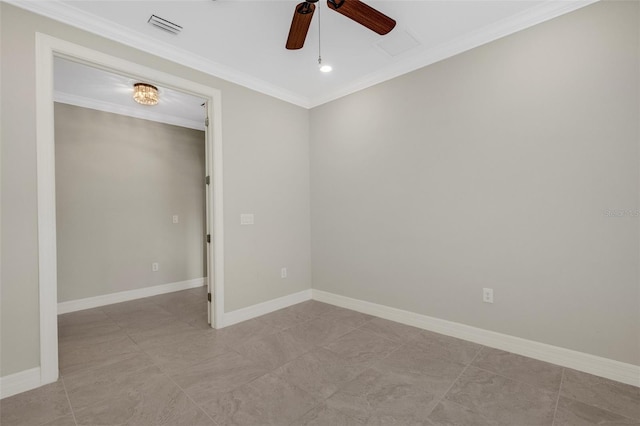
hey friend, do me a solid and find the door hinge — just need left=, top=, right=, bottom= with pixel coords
left=207, top=292, right=212, bottom=302
left=206, top=234, right=211, bottom=243
left=205, top=175, right=210, bottom=185
left=205, top=117, right=209, bottom=127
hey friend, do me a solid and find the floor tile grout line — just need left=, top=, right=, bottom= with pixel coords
left=232, top=312, right=372, bottom=373
left=60, top=334, right=162, bottom=411
left=240, top=302, right=350, bottom=339
left=279, top=315, right=363, bottom=340
left=53, top=293, right=640, bottom=425
left=124, top=321, right=206, bottom=350
left=269, top=373, right=330, bottom=426
left=261, top=308, right=339, bottom=334
left=61, top=349, right=151, bottom=382
left=159, top=369, right=221, bottom=426
left=58, top=331, right=128, bottom=352
left=313, top=325, right=406, bottom=373
left=163, top=345, right=275, bottom=402
left=367, top=333, right=482, bottom=377
left=171, top=311, right=373, bottom=425
left=366, top=337, right=411, bottom=367
left=288, top=313, right=474, bottom=418
left=273, top=332, right=406, bottom=395
left=425, top=344, right=484, bottom=419
left=64, top=347, right=218, bottom=424
left=467, top=364, right=563, bottom=398
left=467, top=346, right=569, bottom=397
left=59, top=375, right=79, bottom=426
left=276, top=318, right=393, bottom=426
left=281, top=332, right=422, bottom=424
left=61, top=365, right=161, bottom=415
left=555, top=389, right=640, bottom=422
left=125, top=320, right=242, bottom=377
left=59, top=344, right=146, bottom=379
left=550, top=368, right=565, bottom=426
left=286, top=399, right=330, bottom=426
left=428, top=398, right=498, bottom=424
left=567, top=368, right=640, bottom=389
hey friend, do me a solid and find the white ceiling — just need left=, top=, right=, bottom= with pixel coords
left=12, top=0, right=596, bottom=108
left=54, top=57, right=207, bottom=130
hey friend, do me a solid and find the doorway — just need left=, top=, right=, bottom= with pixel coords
left=54, top=57, right=209, bottom=318
left=34, top=33, right=225, bottom=386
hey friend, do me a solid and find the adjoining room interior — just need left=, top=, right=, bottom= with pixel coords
left=1, top=0, right=638, bottom=425
left=53, top=58, right=210, bottom=322
left=50, top=58, right=218, bottom=392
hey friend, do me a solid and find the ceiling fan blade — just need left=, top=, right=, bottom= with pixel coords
left=286, top=2, right=316, bottom=50
left=327, top=0, right=395, bottom=35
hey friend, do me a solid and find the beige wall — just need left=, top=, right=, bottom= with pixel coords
left=55, top=103, right=206, bottom=302
left=2, top=0, right=638, bottom=381
left=310, top=1, right=640, bottom=365
left=0, top=3, right=312, bottom=376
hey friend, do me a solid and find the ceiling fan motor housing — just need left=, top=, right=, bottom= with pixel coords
left=298, top=2, right=315, bottom=14
left=327, top=0, right=345, bottom=9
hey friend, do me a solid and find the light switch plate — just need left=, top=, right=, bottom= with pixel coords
left=240, top=214, right=254, bottom=225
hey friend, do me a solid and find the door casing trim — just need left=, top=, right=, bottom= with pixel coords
left=35, top=33, right=225, bottom=386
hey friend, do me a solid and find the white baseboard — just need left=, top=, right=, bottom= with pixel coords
left=0, top=367, right=42, bottom=399
left=312, top=289, right=640, bottom=387
left=58, top=278, right=206, bottom=314
left=223, top=289, right=312, bottom=327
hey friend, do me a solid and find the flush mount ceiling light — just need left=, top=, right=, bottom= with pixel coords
left=133, top=83, right=159, bottom=105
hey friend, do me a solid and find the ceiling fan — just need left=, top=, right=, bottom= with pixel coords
left=286, top=0, right=396, bottom=50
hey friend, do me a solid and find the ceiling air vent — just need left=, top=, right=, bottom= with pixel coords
left=148, top=15, right=182, bottom=35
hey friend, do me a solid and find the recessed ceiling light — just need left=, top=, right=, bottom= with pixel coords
left=318, top=56, right=332, bottom=73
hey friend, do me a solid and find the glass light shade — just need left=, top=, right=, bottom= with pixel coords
left=133, top=83, right=159, bottom=105
left=319, top=64, right=333, bottom=73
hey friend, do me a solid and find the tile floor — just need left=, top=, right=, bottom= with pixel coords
left=1, top=287, right=639, bottom=425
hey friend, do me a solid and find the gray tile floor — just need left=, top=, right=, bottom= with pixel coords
left=1, top=287, right=639, bottom=425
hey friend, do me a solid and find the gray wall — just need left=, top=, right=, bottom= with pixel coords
left=0, top=3, right=312, bottom=376
left=55, top=103, right=206, bottom=302
left=310, top=1, right=640, bottom=365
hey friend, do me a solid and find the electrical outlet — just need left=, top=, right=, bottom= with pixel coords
left=483, top=288, right=494, bottom=303
left=152, top=262, right=159, bottom=272
left=172, top=215, right=179, bottom=224
left=281, top=267, right=287, bottom=278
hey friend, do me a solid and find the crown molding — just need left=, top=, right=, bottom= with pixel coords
left=309, top=0, right=599, bottom=108
left=6, top=0, right=597, bottom=109
left=4, top=0, right=312, bottom=108
left=54, top=91, right=206, bottom=130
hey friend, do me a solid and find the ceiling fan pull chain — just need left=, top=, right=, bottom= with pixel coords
left=318, top=3, right=322, bottom=65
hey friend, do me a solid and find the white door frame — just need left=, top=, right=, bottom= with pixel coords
left=34, top=33, right=225, bottom=386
